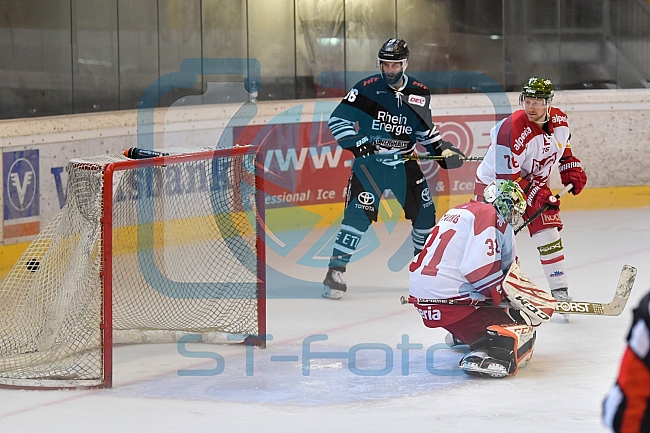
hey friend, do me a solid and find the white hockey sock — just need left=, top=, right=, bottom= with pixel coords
left=532, top=228, right=568, bottom=290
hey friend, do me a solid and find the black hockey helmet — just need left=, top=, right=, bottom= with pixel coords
left=378, top=39, right=410, bottom=62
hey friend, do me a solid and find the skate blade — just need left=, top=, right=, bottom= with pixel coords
left=322, top=285, right=344, bottom=300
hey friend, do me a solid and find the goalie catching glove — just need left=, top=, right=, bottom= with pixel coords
left=559, top=155, right=587, bottom=195
left=501, top=261, right=557, bottom=326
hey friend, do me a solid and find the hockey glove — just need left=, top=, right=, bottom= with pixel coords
left=349, top=136, right=376, bottom=158
left=526, top=183, right=560, bottom=211
left=436, top=140, right=465, bottom=169
left=559, top=155, right=587, bottom=195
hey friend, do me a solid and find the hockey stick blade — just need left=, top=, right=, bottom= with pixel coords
left=554, top=265, right=637, bottom=316
left=401, top=265, right=637, bottom=316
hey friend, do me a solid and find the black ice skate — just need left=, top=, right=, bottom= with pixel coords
left=322, top=268, right=347, bottom=300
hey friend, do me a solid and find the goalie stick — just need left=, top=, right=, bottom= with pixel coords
left=401, top=264, right=637, bottom=317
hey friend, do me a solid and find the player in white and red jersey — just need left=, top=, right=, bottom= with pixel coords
left=409, top=180, right=555, bottom=378
left=474, top=77, right=588, bottom=304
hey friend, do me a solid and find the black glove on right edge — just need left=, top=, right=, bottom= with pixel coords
left=437, top=140, right=465, bottom=169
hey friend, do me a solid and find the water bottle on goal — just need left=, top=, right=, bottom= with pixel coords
left=123, top=147, right=169, bottom=159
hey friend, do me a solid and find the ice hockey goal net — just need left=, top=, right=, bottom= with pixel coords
left=0, top=146, right=266, bottom=389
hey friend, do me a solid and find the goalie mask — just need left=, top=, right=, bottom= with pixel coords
left=377, top=39, right=409, bottom=85
left=483, top=180, right=526, bottom=225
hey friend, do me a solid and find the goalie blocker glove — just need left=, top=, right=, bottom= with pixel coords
left=559, top=155, right=587, bottom=195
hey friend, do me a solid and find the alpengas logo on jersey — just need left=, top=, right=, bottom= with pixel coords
left=514, top=126, right=532, bottom=152
left=552, top=114, right=568, bottom=125
left=408, top=94, right=426, bottom=107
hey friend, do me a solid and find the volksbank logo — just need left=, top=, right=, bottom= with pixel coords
left=3, top=150, right=40, bottom=220
left=8, top=160, right=35, bottom=210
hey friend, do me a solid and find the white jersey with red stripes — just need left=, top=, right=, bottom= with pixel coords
left=409, top=200, right=517, bottom=305
left=475, top=107, right=571, bottom=187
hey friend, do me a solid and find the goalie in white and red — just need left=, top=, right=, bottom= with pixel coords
left=408, top=179, right=556, bottom=378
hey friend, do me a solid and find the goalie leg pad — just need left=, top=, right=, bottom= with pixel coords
left=459, top=323, right=536, bottom=378
left=503, top=261, right=557, bottom=324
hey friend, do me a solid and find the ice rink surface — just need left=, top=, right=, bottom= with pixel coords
left=1, top=207, right=649, bottom=432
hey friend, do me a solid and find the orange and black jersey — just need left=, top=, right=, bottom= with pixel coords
left=603, top=290, right=650, bottom=432
left=328, top=74, right=444, bottom=156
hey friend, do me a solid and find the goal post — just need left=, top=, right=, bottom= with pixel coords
left=0, top=146, right=266, bottom=389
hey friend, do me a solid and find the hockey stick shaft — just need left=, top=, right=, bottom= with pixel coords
left=401, top=265, right=637, bottom=316
left=514, top=183, right=573, bottom=235
left=403, top=155, right=484, bottom=162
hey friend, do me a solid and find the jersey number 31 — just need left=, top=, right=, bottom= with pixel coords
left=409, top=226, right=456, bottom=276
left=410, top=227, right=501, bottom=276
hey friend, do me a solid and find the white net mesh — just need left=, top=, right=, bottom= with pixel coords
left=0, top=147, right=261, bottom=388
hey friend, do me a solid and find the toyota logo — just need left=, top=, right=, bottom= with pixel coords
left=421, top=187, right=431, bottom=202
left=358, top=191, right=375, bottom=205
